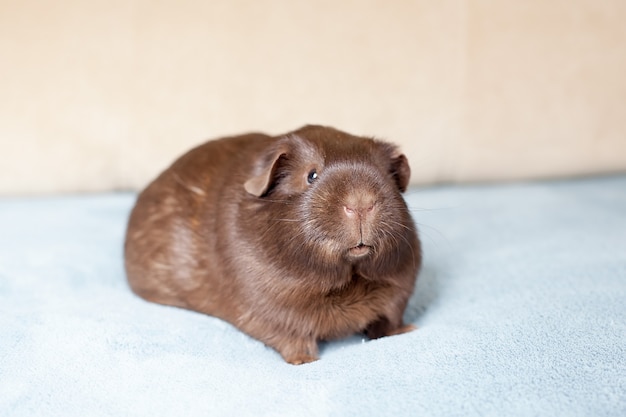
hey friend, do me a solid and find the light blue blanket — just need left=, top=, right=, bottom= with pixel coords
left=1, top=176, right=625, bottom=416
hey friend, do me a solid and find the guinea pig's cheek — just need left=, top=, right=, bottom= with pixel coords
left=314, top=239, right=341, bottom=263
left=321, top=241, right=337, bottom=259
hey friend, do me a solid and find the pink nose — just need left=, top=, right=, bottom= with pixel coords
left=343, top=202, right=375, bottom=218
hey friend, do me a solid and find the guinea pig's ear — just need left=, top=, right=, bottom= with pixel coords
left=244, top=147, right=287, bottom=197
left=390, top=152, right=411, bottom=193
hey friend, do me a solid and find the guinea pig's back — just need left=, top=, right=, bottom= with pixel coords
left=124, top=133, right=273, bottom=310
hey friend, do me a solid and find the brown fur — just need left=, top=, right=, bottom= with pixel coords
left=124, top=125, right=422, bottom=364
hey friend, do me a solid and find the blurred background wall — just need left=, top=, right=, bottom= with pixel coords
left=1, top=0, right=625, bottom=195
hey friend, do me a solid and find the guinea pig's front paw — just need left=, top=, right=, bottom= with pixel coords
left=275, top=338, right=319, bottom=365
left=387, top=323, right=417, bottom=336
left=284, top=352, right=319, bottom=365
left=365, top=318, right=417, bottom=339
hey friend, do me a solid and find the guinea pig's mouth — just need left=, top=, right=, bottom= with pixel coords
left=348, top=244, right=372, bottom=257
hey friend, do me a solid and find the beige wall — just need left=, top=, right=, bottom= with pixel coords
left=1, top=0, right=625, bottom=195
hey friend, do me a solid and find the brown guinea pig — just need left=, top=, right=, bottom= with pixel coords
left=124, top=124, right=422, bottom=364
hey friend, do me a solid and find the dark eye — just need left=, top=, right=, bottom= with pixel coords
left=307, top=169, right=318, bottom=184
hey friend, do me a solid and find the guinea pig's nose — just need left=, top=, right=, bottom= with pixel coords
left=343, top=197, right=376, bottom=219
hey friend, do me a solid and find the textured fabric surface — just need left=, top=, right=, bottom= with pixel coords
left=1, top=176, right=625, bottom=416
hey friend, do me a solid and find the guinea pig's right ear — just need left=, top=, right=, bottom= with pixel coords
left=244, top=147, right=287, bottom=197
left=390, top=152, right=411, bottom=193
left=378, top=141, right=411, bottom=192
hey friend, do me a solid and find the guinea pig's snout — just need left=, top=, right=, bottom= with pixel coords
left=342, top=193, right=378, bottom=258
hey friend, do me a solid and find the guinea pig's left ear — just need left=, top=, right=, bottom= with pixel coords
left=244, top=146, right=287, bottom=197
left=390, top=152, right=411, bottom=193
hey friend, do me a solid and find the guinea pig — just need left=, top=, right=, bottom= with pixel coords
left=124, top=124, right=422, bottom=364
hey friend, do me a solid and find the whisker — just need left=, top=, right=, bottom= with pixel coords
left=379, top=220, right=418, bottom=269
left=413, top=222, right=449, bottom=247
left=381, top=218, right=413, bottom=232
left=407, top=206, right=456, bottom=213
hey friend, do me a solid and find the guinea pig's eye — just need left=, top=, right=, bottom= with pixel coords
left=307, top=169, right=318, bottom=184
